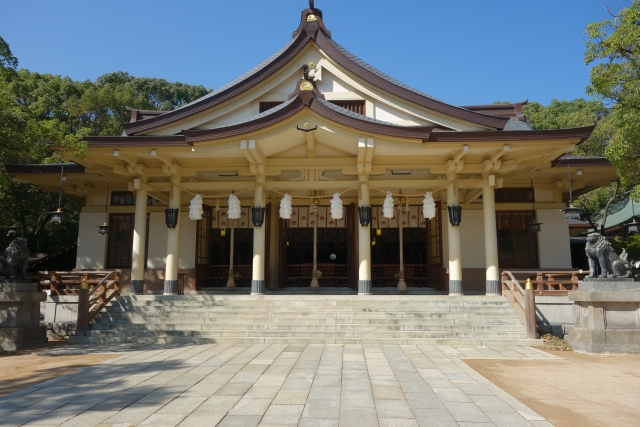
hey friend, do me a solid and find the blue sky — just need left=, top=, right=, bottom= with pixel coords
left=1, top=0, right=615, bottom=106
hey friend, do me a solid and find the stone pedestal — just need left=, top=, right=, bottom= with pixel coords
left=567, top=279, right=640, bottom=353
left=0, top=279, right=47, bottom=350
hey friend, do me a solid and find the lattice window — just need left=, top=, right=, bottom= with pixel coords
left=106, top=213, right=149, bottom=269
left=259, top=102, right=283, bottom=113
left=495, top=188, right=534, bottom=203
left=496, top=211, right=539, bottom=268
left=330, top=100, right=366, bottom=115
left=110, top=191, right=152, bottom=206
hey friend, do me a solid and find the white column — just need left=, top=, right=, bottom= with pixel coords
left=483, top=176, right=501, bottom=295
left=251, top=175, right=266, bottom=294
left=358, top=174, right=372, bottom=294
left=164, top=176, right=181, bottom=295
left=130, top=182, right=147, bottom=295
left=447, top=176, right=463, bottom=295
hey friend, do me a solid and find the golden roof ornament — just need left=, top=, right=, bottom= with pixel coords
left=307, top=14, right=317, bottom=22
left=300, top=80, right=313, bottom=91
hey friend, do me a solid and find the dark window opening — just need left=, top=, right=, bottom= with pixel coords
left=111, top=191, right=152, bottom=206
left=330, top=100, right=366, bottom=115
left=496, top=211, right=539, bottom=268
left=106, top=213, right=150, bottom=269
left=211, top=229, right=254, bottom=266
left=259, top=102, right=283, bottom=113
left=286, top=228, right=348, bottom=265
left=495, top=188, right=534, bottom=203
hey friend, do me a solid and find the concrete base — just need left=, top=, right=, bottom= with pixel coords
left=163, top=280, right=179, bottom=295
left=358, top=280, right=372, bottom=295
left=449, top=280, right=463, bottom=296
left=130, top=280, right=144, bottom=295
left=567, top=279, right=640, bottom=353
left=535, top=295, right=573, bottom=338
left=0, top=280, right=47, bottom=350
left=251, top=280, right=265, bottom=295
left=485, top=280, right=500, bottom=295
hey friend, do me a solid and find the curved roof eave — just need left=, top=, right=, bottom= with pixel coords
left=122, top=8, right=510, bottom=136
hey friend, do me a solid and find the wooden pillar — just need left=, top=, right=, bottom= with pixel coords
left=447, top=176, right=463, bottom=295
left=130, top=182, right=147, bottom=295
left=358, top=174, right=372, bottom=294
left=252, top=175, right=266, bottom=294
left=164, top=176, right=181, bottom=295
left=483, top=176, right=500, bottom=295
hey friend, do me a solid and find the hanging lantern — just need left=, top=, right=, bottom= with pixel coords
left=383, top=192, right=395, bottom=219
left=251, top=207, right=266, bottom=227
left=563, top=204, right=582, bottom=220
left=280, top=193, right=293, bottom=219
left=528, top=177, right=542, bottom=233
left=447, top=205, right=462, bottom=226
left=330, top=193, right=343, bottom=220
left=376, top=228, right=382, bottom=236
left=189, top=194, right=204, bottom=220
left=422, top=192, right=436, bottom=219
left=50, top=208, right=66, bottom=224
left=358, top=206, right=372, bottom=227
left=220, top=228, right=226, bottom=237
left=228, top=193, right=242, bottom=220
left=98, top=223, right=111, bottom=236
left=626, top=220, right=639, bottom=235
left=6, top=225, right=22, bottom=237
left=165, top=208, right=179, bottom=228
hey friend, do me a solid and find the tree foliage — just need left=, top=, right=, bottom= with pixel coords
left=523, top=99, right=610, bottom=157
left=0, top=36, right=212, bottom=255
left=585, top=1, right=640, bottom=185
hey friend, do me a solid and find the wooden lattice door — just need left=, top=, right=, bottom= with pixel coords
left=195, top=204, right=213, bottom=288
left=427, top=201, right=444, bottom=290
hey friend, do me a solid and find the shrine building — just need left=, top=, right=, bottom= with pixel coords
left=8, top=4, right=618, bottom=296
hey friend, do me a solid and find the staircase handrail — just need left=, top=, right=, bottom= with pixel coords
left=501, top=271, right=538, bottom=340
left=75, top=271, right=121, bottom=336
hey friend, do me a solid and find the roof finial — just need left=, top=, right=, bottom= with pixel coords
left=309, top=0, right=315, bottom=10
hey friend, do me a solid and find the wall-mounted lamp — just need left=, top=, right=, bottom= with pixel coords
left=358, top=206, right=372, bottom=227
left=165, top=208, right=179, bottom=228
left=251, top=207, right=266, bottom=227
left=447, top=205, right=462, bottom=227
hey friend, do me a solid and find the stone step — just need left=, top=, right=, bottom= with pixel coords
left=87, top=323, right=525, bottom=333
left=69, top=335, right=542, bottom=346
left=84, top=329, right=528, bottom=339
left=108, top=299, right=511, bottom=307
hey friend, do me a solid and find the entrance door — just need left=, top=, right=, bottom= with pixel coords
left=427, top=201, right=444, bottom=290
left=195, top=205, right=212, bottom=289
left=210, top=228, right=254, bottom=287
left=371, top=228, right=428, bottom=287
left=280, top=206, right=352, bottom=287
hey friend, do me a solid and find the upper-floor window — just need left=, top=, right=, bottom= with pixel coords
left=111, top=191, right=152, bottom=206
left=259, top=102, right=283, bottom=113
left=495, top=188, right=534, bottom=203
left=331, top=100, right=366, bottom=115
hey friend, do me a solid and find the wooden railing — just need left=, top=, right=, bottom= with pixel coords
left=33, top=270, right=120, bottom=295
left=286, top=264, right=349, bottom=286
left=372, top=264, right=428, bottom=287
left=74, top=271, right=121, bottom=337
left=501, top=271, right=537, bottom=340
left=504, top=270, right=584, bottom=296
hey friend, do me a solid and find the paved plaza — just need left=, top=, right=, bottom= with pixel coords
left=0, top=344, right=558, bottom=427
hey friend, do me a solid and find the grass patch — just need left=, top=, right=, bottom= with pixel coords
left=541, top=333, right=573, bottom=351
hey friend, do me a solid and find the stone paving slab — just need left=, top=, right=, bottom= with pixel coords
left=0, top=343, right=560, bottom=426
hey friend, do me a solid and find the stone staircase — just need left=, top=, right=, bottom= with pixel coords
left=69, top=294, right=541, bottom=346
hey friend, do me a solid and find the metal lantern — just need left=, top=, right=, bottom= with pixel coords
left=528, top=177, right=542, bottom=233
left=563, top=204, right=582, bottom=220
left=528, top=222, right=543, bottom=233
left=626, top=220, right=639, bottom=236
left=97, top=222, right=111, bottom=236
left=358, top=206, right=372, bottom=227
left=251, top=207, right=266, bottom=227
left=165, top=208, right=179, bottom=228
left=6, top=225, right=21, bottom=237
left=50, top=208, right=66, bottom=224
left=376, top=228, right=382, bottom=236
left=220, top=228, right=226, bottom=237
left=447, top=205, right=462, bottom=226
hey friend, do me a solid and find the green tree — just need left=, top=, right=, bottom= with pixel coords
left=585, top=1, right=640, bottom=186
left=523, top=99, right=610, bottom=157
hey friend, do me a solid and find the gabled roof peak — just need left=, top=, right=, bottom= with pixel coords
left=292, top=2, right=331, bottom=40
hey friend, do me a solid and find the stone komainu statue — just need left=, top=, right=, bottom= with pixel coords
left=585, top=234, right=630, bottom=279
left=0, top=237, right=30, bottom=279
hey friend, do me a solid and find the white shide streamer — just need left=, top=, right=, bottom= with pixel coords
left=228, top=193, right=242, bottom=219
left=280, top=193, right=293, bottom=219
left=383, top=192, right=395, bottom=219
left=423, top=192, right=436, bottom=219
left=330, top=193, right=343, bottom=220
left=189, top=194, right=203, bottom=220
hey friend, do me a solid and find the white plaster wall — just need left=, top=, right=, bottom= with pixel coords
left=441, top=209, right=448, bottom=268
left=76, top=212, right=106, bottom=269
left=459, top=210, right=486, bottom=268
left=537, top=209, right=572, bottom=269
left=147, top=212, right=167, bottom=269
left=534, top=188, right=555, bottom=203
left=146, top=212, right=196, bottom=270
